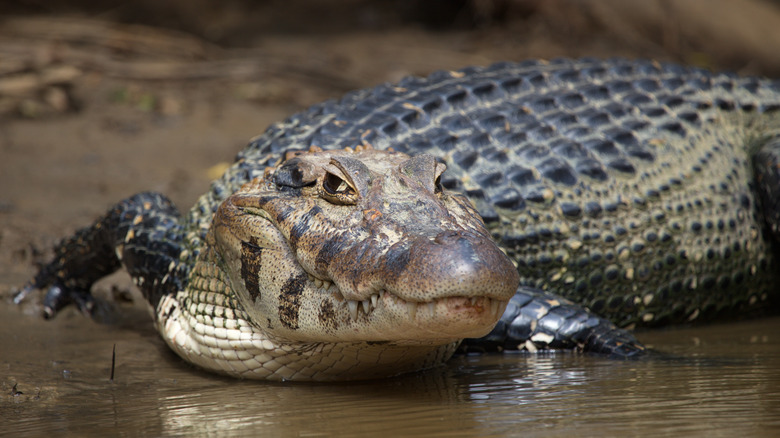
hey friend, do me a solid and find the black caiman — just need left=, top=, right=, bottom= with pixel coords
left=14, top=58, right=780, bottom=381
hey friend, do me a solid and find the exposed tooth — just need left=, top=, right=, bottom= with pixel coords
left=490, top=299, right=500, bottom=317
left=347, top=300, right=358, bottom=321
left=406, top=302, right=418, bottom=319
left=313, top=278, right=324, bottom=289
left=470, top=297, right=478, bottom=305
left=427, top=302, right=436, bottom=317
left=361, top=299, right=370, bottom=314
left=370, top=294, right=378, bottom=308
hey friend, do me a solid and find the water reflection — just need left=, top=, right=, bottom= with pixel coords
left=2, top=303, right=779, bottom=437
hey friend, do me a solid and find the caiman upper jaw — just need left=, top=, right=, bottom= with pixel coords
left=308, top=227, right=519, bottom=327
left=318, top=228, right=519, bottom=303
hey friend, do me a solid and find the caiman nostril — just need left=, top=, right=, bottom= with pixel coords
left=434, top=230, right=460, bottom=244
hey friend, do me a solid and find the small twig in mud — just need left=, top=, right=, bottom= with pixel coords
left=110, top=344, right=116, bottom=382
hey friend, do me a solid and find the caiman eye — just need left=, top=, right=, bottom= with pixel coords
left=319, top=171, right=359, bottom=205
left=433, top=161, right=447, bottom=195
left=434, top=173, right=443, bottom=194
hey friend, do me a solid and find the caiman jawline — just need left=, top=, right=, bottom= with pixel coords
left=307, top=273, right=505, bottom=321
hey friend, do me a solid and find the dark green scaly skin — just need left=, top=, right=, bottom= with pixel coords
left=16, top=58, right=780, bottom=379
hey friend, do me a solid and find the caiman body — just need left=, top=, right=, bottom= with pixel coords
left=17, top=58, right=780, bottom=381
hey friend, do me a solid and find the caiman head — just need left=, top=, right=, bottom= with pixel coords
left=210, top=145, right=519, bottom=375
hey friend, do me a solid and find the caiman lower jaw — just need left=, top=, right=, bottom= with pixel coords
left=379, top=292, right=506, bottom=321
left=307, top=274, right=509, bottom=331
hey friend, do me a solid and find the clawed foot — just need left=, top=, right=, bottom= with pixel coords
left=579, top=324, right=646, bottom=359
left=13, top=282, right=96, bottom=319
left=462, top=287, right=647, bottom=358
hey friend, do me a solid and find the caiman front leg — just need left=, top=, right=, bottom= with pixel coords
left=14, top=192, right=187, bottom=319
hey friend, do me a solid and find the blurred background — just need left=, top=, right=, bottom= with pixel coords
left=3, top=0, right=780, bottom=118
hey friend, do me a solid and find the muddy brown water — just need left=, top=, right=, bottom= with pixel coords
left=2, top=301, right=779, bottom=437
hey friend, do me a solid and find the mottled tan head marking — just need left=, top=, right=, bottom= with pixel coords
left=210, top=146, right=519, bottom=373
